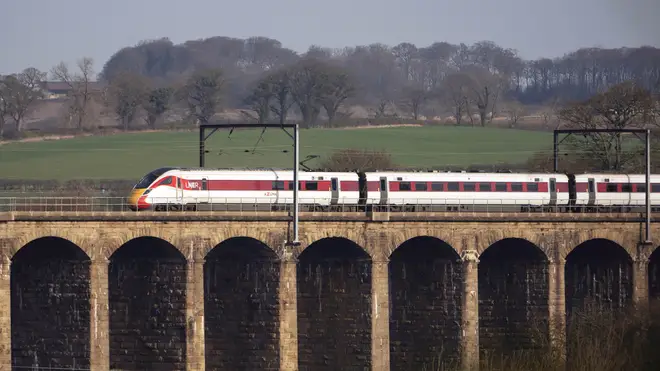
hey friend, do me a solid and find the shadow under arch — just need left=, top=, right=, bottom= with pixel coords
left=478, top=238, right=549, bottom=358
left=297, top=237, right=372, bottom=371
left=204, top=237, right=280, bottom=370
left=649, top=246, right=660, bottom=301
left=565, top=238, right=633, bottom=316
left=108, top=236, right=187, bottom=370
left=11, top=236, right=91, bottom=370
left=389, top=236, right=463, bottom=371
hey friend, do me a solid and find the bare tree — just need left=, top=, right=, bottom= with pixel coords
left=50, top=57, right=96, bottom=131
left=504, top=100, right=526, bottom=128
left=0, top=79, right=9, bottom=138
left=143, top=87, right=173, bottom=129
left=400, top=84, right=429, bottom=120
left=108, top=72, right=149, bottom=130
left=1, top=68, right=47, bottom=132
left=288, top=58, right=329, bottom=128
left=243, top=79, right=273, bottom=125
left=461, top=66, right=503, bottom=126
left=443, top=73, right=471, bottom=125
left=181, top=68, right=224, bottom=125
left=320, top=148, right=395, bottom=171
left=266, top=69, right=295, bottom=126
left=558, top=81, right=655, bottom=170
left=321, top=67, right=354, bottom=127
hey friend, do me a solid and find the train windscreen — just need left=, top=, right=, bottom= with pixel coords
left=133, top=167, right=177, bottom=189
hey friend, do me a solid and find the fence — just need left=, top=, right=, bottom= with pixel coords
left=0, top=196, right=654, bottom=215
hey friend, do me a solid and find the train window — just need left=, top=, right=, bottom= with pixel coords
left=399, top=182, right=411, bottom=191
left=511, top=183, right=523, bottom=192
left=479, top=183, right=491, bottom=192
left=622, top=183, right=632, bottom=192
left=202, top=179, right=207, bottom=190
left=447, top=182, right=459, bottom=192
left=177, top=178, right=181, bottom=188
left=637, top=184, right=646, bottom=193
left=272, top=181, right=285, bottom=190
left=161, top=177, right=172, bottom=185
left=431, top=182, right=443, bottom=191
left=653, top=184, right=660, bottom=193
left=414, top=182, right=427, bottom=191
left=331, top=178, right=338, bottom=191
left=306, top=181, right=318, bottom=191
left=463, top=183, right=476, bottom=191
left=527, top=183, right=538, bottom=192
left=606, top=184, right=618, bottom=192
left=495, top=182, right=507, bottom=192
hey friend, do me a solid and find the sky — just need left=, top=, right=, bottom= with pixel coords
left=0, top=0, right=658, bottom=75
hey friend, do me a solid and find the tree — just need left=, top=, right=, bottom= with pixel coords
left=0, top=79, right=9, bottom=138
left=400, top=84, right=429, bottom=120
left=243, top=79, right=273, bottom=125
left=143, top=87, right=173, bottom=129
left=321, top=67, right=354, bottom=126
left=288, top=59, right=329, bottom=128
left=443, top=73, right=471, bottom=125
left=108, top=72, right=148, bottom=130
left=320, top=148, right=395, bottom=171
left=460, top=66, right=504, bottom=126
left=181, top=68, right=224, bottom=125
left=558, top=82, right=655, bottom=171
left=503, top=100, right=526, bottom=128
left=1, top=68, right=46, bottom=132
left=50, top=57, right=96, bottom=131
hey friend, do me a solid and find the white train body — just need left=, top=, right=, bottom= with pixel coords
left=128, top=167, right=660, bottom=212
left=364, top=172, right=570, bottom=207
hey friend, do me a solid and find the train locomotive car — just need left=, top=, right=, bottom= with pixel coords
left=128, top=167, right=361, bottom=211
left=364, top=172, right=571, bottom=212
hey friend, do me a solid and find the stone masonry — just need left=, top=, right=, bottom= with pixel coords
left=0, top=213, right=658, bottom=371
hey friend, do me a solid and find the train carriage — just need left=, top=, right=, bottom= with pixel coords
left=574, top=173, right=660, bottom=211
left=129, top=168, right=360, bottom=211
left=365, top=172, right=570, bottom=212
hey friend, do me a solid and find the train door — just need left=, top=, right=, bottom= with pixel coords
left=549, top=178, right=557, bottom=206
left=200, top=178, right=209, bottom=204
left=330, top=178, right=339, bottom=205
left=176, top=178, right=184, bottom=204
left=379, top=177, right=388, bottom=205
left=588, top=178, right=596, bottom=206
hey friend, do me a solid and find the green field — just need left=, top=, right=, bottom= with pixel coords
left=0, top=126, right=553, bottom=180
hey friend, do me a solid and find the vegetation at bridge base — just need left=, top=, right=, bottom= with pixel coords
left=430, top=302, right=660, bottom=371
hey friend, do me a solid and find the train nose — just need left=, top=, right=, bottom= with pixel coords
left=128, top=189, right=145, bottom=210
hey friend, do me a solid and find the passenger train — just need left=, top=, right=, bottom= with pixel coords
left=127, top=167, right=660, bottom=212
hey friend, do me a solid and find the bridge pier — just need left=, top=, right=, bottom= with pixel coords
left=633, top=242, right=652, bottom=308
left=548, top=257, right=566, bottom=362
left=186, top=257, right=205, bottom=371
left=371, top=259, right=390, bottom=371
left=279, top=256, right=298, bottom=371
left=460, top=250, right=479, bottom=371
left=89, top=257, right=109, bottom=371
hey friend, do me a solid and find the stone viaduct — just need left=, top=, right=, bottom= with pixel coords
left=1, top=211, right=659, bottom=371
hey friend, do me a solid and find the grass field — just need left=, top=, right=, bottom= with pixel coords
left=0, top=126, right=553, bottom=180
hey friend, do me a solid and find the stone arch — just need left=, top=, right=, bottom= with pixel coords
left=478, top=238, right=550, bottom=357
left=562, top=232, right=636, bottom=260
left=108, top=236, right=187, bottom=370
left=297, top=237, right=372, bottom=370
left=204, top=237, right=280, bottom=370
left=565, top=238, right=633, bottom=316
left=387, top=229, right=463, bottom=258
left=476, top=231, right=550, bottom=259
left=105, top=234, right=181, bottom=260
left=11, top=232, right=92, bottom=259
left=206, top=228, right=285, bottom=259
left=11, top=236, right=91, bottom=369
left=388, top=236, right=463, bottom=370
left=299, top=229, right=370, bottom=258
